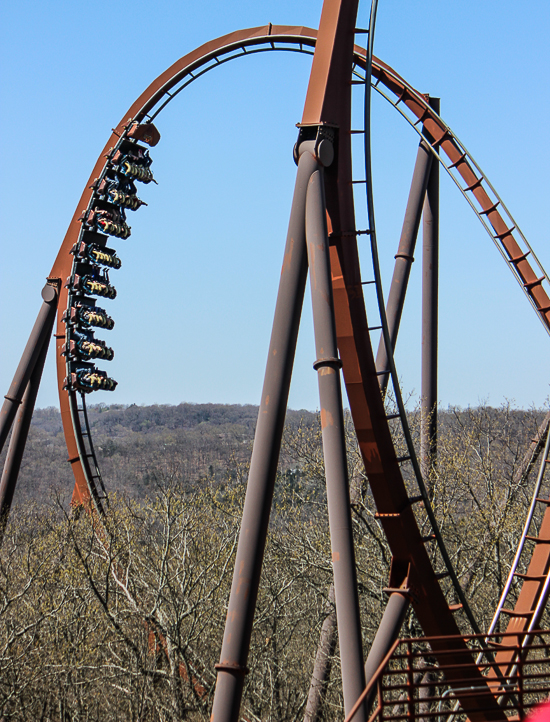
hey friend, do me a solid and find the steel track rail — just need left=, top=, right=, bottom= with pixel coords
left=358, top=10, right=480, bottom=635
left=49, top=27, right=547, bottom=673
left=349, top=53, right=550, bottom=670
left=361, top=76, right=550, bottom=338
left=487, top=420, right=550, bottom=683
left=49, top=27, right=325, bottom=510
left=362, top=59, right=550, bottom=336
left=435, top=416, right=550, bottom=721
left=488, top=415, right=550, bottom=638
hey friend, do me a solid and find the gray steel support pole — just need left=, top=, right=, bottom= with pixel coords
left=303, top=584, right=337, bottom=722
left=376, top=142, right=433, bottom=393
left=421, top=97, right=440, bottom=485
left=304, top=470, right=364, bottom=722
left=211, top=142, right=320, bottom=722
left=0, top=328, right=50, bottom=540
left=305, top=167, right=367, bottom=721
left=362, top=592, right=409, bottom=709
left=0, top=285, right=58, bottom=454
left=419, top=671, right=435, bottom=716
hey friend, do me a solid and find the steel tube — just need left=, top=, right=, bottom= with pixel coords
left=0, top=329, right=50, bottom=539
left=211, top=142, right=319, bottom=722
left=362, top=592, right=410, bottom=709
left=306, top=167, right=366, bottom=721
left=421, top=97, right=440, bottom=484
left=304, top=584, right=337, bottom=722
left=375, top=141, right=433, bottom=392
left=0, top=285, right=58, bottom=454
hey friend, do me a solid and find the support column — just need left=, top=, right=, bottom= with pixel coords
left=376, top=142, right=433, bottom=393
left=0, top=284, right=58, bottom=454
left=0, top=327, right=51, bottom=539
left=306, top=167, right=367, bottom=721
left=211, top=142, right=320, bottom=722
left=303, top=584, right=337, bottom=722
left=421, top=97, right=440, bottom=485
left=362, top=592, right=410, bottom=709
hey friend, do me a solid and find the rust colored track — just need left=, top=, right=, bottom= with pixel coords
left=51, top=24, right=549, bottom=693
left=368, top=57, right=550, bottom=333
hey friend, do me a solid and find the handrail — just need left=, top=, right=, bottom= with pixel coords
left=344, top=639, right=400, bottom=722
left=346, top=630, right=550, bottom=722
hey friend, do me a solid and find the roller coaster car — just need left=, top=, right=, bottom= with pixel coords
left=80, top=205, right=131, bottom=240
left=63, top=364, right=117, bottom=394
left=109, top=187, right=145, bottom=211
left=71, top=240, right=121, bottom=270
left=80, top=229, right=109, bottom=247
left=68, top=265, right=117, bottom=300
left=111, top=142, right=152, bottom=169
left=96, top=177, right=146, bottom=211
left=118, top=161, right=154, bottom=184
left=63, top=301, right=115, bottom=331
left=96, top=175, right=136, bottom=196
left=110, top=140, right=155, bottom=184
left=62, top=330, right=114, bottom=362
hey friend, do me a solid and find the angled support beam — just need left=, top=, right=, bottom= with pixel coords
left=0, top=284, right=58, bottom=454
left=213, top=1, right=362, bottom=717
left=211, top=143, right=320, bottom=722
left=0, top=327, right=51, bottom=540
left=303, top=584, right=337, bottom=722
left=306, top=166, right=367, bottom=721
left=421, top=97, right=440, bottom=485
left=362, top=591, right=410, bottom=710
left=376, top=141, right=433, bottom=392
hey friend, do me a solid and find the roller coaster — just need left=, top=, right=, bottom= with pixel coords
left=1, top=1, right=550, bottom=720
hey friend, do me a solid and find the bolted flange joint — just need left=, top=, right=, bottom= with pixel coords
left=293, top=124, right=336, bottom=168
left=313, top=356, right=342, bottom=371
left=214, top=662, right=250, bottom=677
left=42, top=282, right=59, bottom=304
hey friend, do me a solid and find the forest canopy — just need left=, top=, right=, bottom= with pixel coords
left=0, top=402, right=548, bottom=720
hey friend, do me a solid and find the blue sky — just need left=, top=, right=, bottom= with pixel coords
left=1, top=0, right=549, bottom=412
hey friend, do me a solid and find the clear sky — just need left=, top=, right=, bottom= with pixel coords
left=1, top=0, right=549, bottom=413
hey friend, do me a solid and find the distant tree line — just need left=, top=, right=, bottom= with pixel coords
left=1, top=403, right=316, bottom=506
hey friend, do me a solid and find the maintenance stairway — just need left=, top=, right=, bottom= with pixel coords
left=345, top=629, right=550, bottom=722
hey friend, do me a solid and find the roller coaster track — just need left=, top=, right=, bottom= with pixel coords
left=485, top=413, right=550, bottom=680
left=490, top=413, right=550, bottom=634
left=45, top=23, right=550, bottom=715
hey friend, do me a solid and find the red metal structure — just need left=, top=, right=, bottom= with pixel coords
left=1, top=1, right=550, bottom=719
left=345, top=630, right=550, bottom=722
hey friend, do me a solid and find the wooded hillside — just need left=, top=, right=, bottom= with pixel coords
left=6, top=403, right=317, bottom=507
